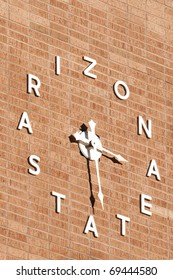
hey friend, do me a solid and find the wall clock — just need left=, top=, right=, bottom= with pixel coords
left=16, top=55, right=163, bottom=240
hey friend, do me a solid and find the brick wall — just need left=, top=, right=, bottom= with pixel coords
left=0, top=0, right=173, bottom=259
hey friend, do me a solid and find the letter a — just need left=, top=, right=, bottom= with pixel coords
left=84, top=215, right=99, bottom=238
left=147, top=159, right=161, bottom=181
left=17, top=112, right=33, bottom=134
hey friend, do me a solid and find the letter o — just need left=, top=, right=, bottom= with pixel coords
left=113, top=80, right=130, bottom=100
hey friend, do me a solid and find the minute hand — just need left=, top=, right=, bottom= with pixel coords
left=98, top=147, right=128, bottom=163
left=95, top=159, right=104, bottom=210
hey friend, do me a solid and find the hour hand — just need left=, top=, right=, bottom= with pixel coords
left=100, top=147, right=128, bottom=163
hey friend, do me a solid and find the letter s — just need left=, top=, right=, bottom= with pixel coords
left=28, top=155, right=40, bottom=176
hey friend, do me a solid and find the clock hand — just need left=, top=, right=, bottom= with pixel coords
left=98, top=147, right=128, bottom=163
left=73, top=131, right=90, bottom=145
left=73, top=120, right=127, bottom=211
left=73, top=120, right=97, bottom=147
left=92, top=140, right=104, bottom=209
left=95, top=158, right=104, bottom=210
left=89, top=119, right=96, bottom=134
left=74, top=131, right=127, bottom=163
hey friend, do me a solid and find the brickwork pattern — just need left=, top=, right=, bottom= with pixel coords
left=0, top=0, right=173, bottom=259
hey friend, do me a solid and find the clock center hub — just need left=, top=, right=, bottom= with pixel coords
left=78, top=131, right=102, bottom=161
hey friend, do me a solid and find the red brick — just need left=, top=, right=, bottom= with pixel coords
left=1, top=0, right=172, bottom=261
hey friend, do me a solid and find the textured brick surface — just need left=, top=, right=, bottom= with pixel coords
left=0, top=0, right=173, bottom=259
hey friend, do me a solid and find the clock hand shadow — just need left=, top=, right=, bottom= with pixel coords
left=69, top=133, right=96, bottom=213
left=86, top=159, right=96, bottom=214
left=69, top=123, right=88, bottom=143
left=102, top=154, right=123, bottom=165
left=69, top=134, right=77, bottom=143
